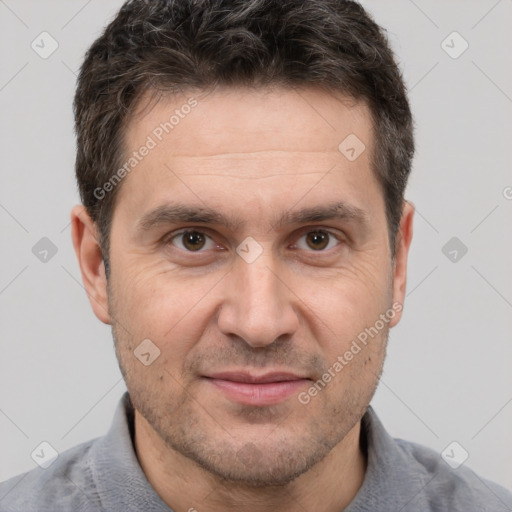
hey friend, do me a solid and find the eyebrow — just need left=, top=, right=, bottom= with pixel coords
left=136, top=201, right=369, bottom=233
left=278, top=202, right=369, bottom=229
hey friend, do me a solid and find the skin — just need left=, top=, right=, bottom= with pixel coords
left=71, top=85, right=414, bottom=512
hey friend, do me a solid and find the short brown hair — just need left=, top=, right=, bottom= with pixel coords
left=74, top=0, right=414, bottom=268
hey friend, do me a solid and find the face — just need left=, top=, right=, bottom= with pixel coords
left=93, top=86, right=409, bottom=486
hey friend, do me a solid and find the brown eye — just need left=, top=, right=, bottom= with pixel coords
left=171, top=230, right=214, bottom=251
left=182, top=231, right=205, bottom=251
left=294, top=230, right=340, bottom=252
left=305, top=231, right=330, bottom=250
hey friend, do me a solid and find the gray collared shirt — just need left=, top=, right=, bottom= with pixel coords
left=1, top=392, right=511, bottom=511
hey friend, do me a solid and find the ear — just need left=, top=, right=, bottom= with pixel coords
left=389, top=200, right=414, bottom=328
left=70, top=205, right=111, bottom=324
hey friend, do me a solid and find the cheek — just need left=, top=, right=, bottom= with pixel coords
left=305, top=272, right=391, bottom=398
left=294, top=260, right=392, bottom=345
left=110, top=261, right=221, bottom=355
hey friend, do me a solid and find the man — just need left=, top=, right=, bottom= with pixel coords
left=1, top=0, right=510, bottom=511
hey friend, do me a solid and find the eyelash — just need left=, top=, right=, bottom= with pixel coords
left=164, top=228, right=344, bottom=254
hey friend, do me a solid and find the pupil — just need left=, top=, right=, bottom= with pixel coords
left=307, top=231, right=329, bottom=250
left=183, top=232, right=205, bottom=251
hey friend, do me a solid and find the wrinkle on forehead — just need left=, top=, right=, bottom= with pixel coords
left=169, top=171, right=328, bottom=180
left=162, top=150, right=345, bottom=179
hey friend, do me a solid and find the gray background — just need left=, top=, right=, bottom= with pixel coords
left=1, top=0, right=511, bottom=490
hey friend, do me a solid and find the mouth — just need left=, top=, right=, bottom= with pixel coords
left=202, top=371, right=311, bottom=406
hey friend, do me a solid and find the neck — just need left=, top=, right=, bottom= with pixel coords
left=134, top=410, right=366, bottom=512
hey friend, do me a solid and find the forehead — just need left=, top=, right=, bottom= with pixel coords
left=114, top=85, right=381, bottom=228
left=125, top=85, right=373, bottom=161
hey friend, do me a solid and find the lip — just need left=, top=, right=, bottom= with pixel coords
left=203, top=371, right=310, bottom=406
left=206, top=371, right=307, bottom=383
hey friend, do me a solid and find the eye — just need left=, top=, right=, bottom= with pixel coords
left=295, top=230, right=340, bottom=251
left=170, top=230, right=217, bottom=252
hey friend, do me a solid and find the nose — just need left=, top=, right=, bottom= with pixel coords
left=217, top=251, right=299, bottom=348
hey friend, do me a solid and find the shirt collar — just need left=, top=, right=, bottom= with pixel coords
left=88, top=392, right=173, bottom=512
left=345, top=404, right=429, bottom=511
